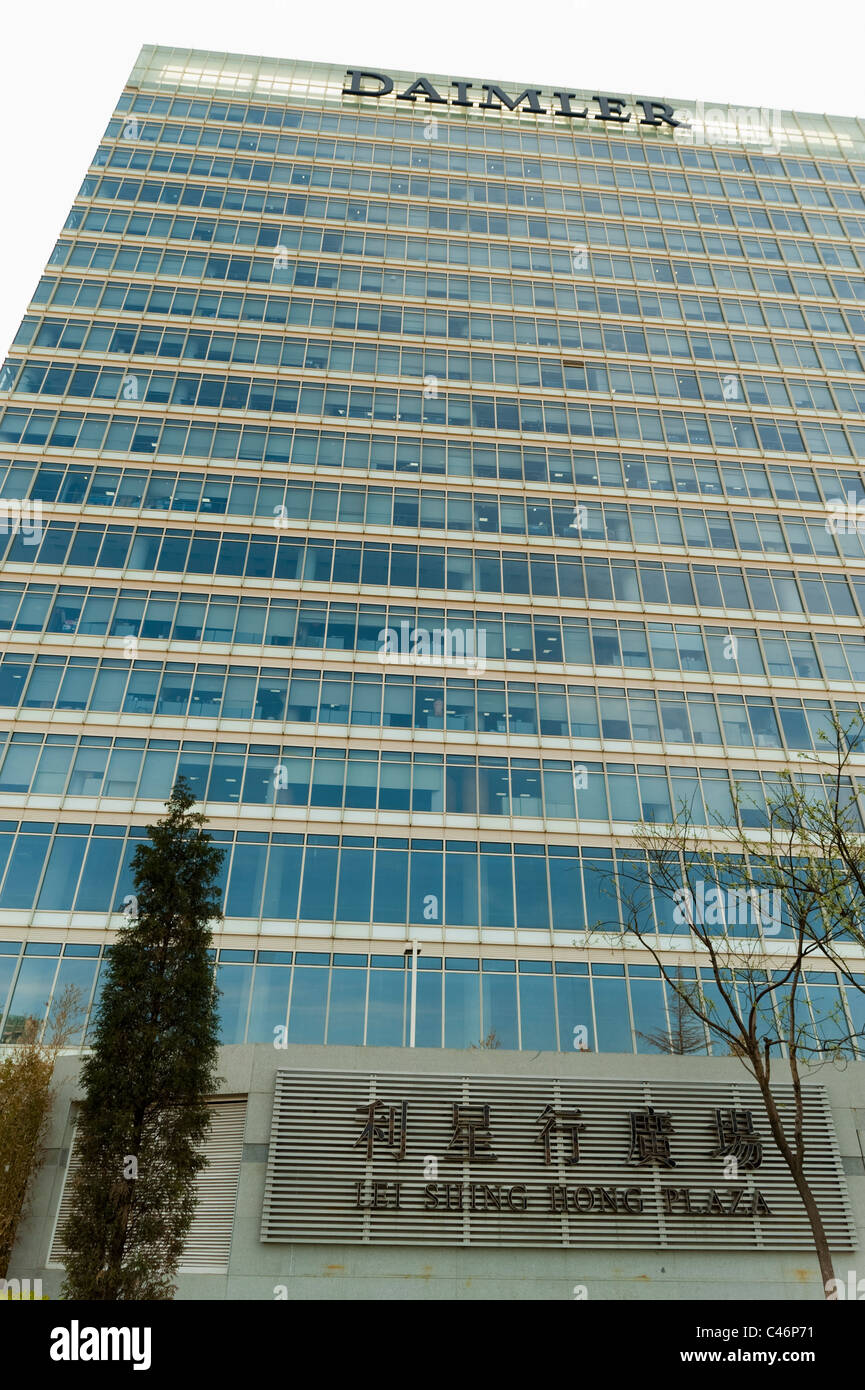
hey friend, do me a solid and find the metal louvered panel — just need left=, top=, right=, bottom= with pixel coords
left=261, top=1071, right=856, bottom=1252
left=179, top=1099, right=246, bottom=1271
left=49, top=1099, right=247, bottom=1272
left=48, top=1114, right=81, bottom=1267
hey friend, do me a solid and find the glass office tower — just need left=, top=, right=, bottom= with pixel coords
left=1, top=44, right=865, bottom=1056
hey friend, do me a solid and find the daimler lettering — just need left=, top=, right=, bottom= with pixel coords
left=343, top=70, right=683, bottom=128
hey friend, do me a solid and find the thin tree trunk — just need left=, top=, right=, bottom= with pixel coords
left=99, top=1106, right=145, bottom=1299
left=788, top=1167, right=837, bottom=1295
left=753, top=1067, right=836, bottom=1296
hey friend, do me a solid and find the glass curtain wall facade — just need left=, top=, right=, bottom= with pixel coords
left=1, top=44, right=865, bottom=1053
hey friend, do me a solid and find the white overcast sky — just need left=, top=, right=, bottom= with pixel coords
left=1, top=0, right=863, bottom=357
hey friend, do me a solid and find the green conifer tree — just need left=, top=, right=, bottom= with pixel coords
left=61, top=779, right=223, bottom=1300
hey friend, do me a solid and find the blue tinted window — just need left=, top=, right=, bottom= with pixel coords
left=582, top=858, right=617, bottom=932
left=37, top=835, right=85, bottom=909
left=409, top=849, right=442, bottom=925
left=556, top=975, right=594, bottom=1053
left=367, top=968, right=404, bottom=1046
left=372, top=848, right=408, bottom=923
left=2, top=955, right=57, bottom=1040
left=299, top=846, right=337, bottom=920
left=482, top=971, right=518, bottom=1050
left=0, top=834, right=50, bottom=909
left=225, top=842, right=267, bottom=917
left=215, top=963, right=252, bottom=1044
left=519, top=973, right=557, bottom=1050
left=75, top=837, right=124, bottom=911
left=336, top=846, right=373, bottom=923
left=444, top=970, right=480, bottom=1049
left=0, top=954, right=20, bottom=1028
left=631, top=977, right=669, bottom=1054
left=327, top=967, right=366, bottom=1044
left=48, top=956, right=98, bottom=1044
left=480, top=851, right=514, bottom=928
left=445, top=850, right=477, bottom=926
left=414, top=969, right=442, bottom=1048
left=287, top=965, right=328, bottom=1044
left=262, top=843, right=302, bottom=919
left=593, top=977, right=633, bottom=1053
left=247, top=965, right=291, bottom=1043
left=514, top=854, right=549, bottom=928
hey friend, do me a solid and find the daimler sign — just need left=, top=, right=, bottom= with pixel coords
left=343, top=69, right=684, bottom=127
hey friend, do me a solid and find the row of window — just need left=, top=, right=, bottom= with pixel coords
left=15, top=343, right=865, bottom=420
left=64, top=203, right=865, bottom=288
left=561, top=501, right=865, bottom=560
left=4, top=454, right=864, bottom=523
left=5, top=516, right=865, bottom=617
left=2, top=933, right=861, bottom=1053
left=77, top=163, right=865, bottom=284
left=134, top=955, right=865, bottom=1054
left=11, top=465, right=865, bottom=566
left=67, top=191, right=590, bottom=255
left=66, top=206, right=865, bottom=310
left=77, top=168, right=865, bottom=262
left=15, top=468, right=865, bottom=568
left=115, top=90, right=865, bottom=188
left=99, top=117, right=865, bottom=211
left=9, top=441, right=863, bottom=526
left=35, top=266, right=861, bottom=348
left=586, top=214, right=856, bottom=263
left=1, top=649, right=861, bottom=755
left=22, top=307, right=865, bottom=386
left=3, top=582, right=862, bottom=683
left=0, top=730, right=857, bottom=829
left=42, top=231, right=865, bottom=324
left=85, top=138, right=865, bottom=230
left=582, top=249, right=864, bottom=298
left=0, top=820, right=863, bottom=940
left=10, top=356, right=865, bottom=463
left=5, top=399, right=864, bottom=471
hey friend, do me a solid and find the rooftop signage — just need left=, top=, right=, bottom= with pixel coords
left=343, top=69, right=684, bottom=127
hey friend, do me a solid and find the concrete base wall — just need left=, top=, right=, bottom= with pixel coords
left=9, top=1045, right=865, bottom=1300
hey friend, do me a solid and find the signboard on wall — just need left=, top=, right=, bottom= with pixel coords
left=341, top=70, right=683, bottom=127
left=261, top=1070, right=856, bottom=1250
